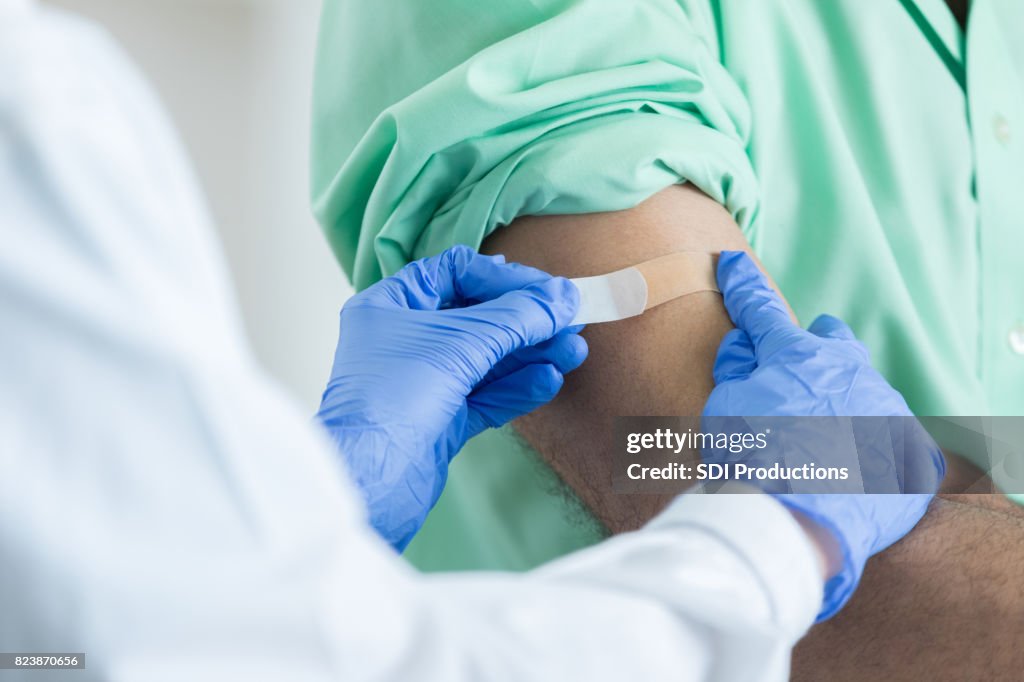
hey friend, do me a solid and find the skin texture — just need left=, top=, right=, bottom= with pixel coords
left=793, top=498, right=1024, bottom=681
left=483, top=183, right=786, bottom=532
left=482, top=184, right=1024, bottom=678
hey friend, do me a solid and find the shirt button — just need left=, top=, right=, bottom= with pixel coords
left=1009, top=325, right=1024, bottom=356
left=993, top=114, right=1012, bottom=146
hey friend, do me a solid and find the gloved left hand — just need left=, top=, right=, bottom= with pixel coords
left=703, top=251, right=945, bottom=620
left=317, top=245, right=587, bottom=550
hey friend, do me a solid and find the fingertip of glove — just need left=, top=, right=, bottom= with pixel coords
left=440, top=244, right=475, bottom=275
left=562, top=332, right=589, bottom=372
left=446, top=244, right=475, bottom=259
left=715, top=251, right=781, bottom=323
left=716, top=249, right=750, bottom=281
left=553, top=275, right=579, bottom=303
left=560, top=276, right=581, bottom=319
left=718, top=249, right=744, bottom=266
left=529, top=276, right=580, bottom=328
left=807, top=314, right=855, bottom=341
left=532, top=363, right=564, bottom=397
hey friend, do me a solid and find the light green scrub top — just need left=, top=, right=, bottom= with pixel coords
left=311, top=0, right=1024, bottom=571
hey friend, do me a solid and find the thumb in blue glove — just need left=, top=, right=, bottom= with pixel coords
left=704, top=250, right=945, bottom=620
left=318, top=245, right=587, bottom=550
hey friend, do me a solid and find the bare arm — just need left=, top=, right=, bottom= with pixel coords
left=482, top=183, right=783, bottom=532
left=483, top=184, right=1024, bottom=677
left=793, top=497, right=1024, bottom=679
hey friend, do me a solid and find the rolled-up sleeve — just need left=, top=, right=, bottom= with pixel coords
left=312, top=0, right=758, bottom=289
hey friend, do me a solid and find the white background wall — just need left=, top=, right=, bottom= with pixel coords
left=45, top=0, right=352, bottom=411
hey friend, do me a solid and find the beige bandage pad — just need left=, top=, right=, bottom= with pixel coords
left=569, top=252, right=719, bottom=326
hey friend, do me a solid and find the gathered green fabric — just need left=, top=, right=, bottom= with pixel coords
left=311, top=0, right=760, bottom=289
left=312, top=0, right=1024, bottom=571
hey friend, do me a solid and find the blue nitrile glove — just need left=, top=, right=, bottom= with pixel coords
left=703, top=250, right=945, bottom=620
left=317, top=245, right=587, bottom=551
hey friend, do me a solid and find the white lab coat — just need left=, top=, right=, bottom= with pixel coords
left=0, top=3, right=823, bottom=680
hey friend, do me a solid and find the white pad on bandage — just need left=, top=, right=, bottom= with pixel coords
left=570, top=267, right=648, bottom=325
left=569, top=252, right=719, bottom=326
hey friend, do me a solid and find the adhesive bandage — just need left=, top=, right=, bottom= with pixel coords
left=569, top=252, right=719, bottom=326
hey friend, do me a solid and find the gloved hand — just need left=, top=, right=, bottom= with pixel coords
left=703, top=250, right=945, bottom=620
left=318, top=245, right=587, bottom=551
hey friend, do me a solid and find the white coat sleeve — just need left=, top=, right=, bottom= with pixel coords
left=0, top=5, right=823, bottom=681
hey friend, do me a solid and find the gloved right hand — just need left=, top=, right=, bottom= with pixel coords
left=318, top=245, right=586, bottom=551
left=704, top=251, right=945, bottom=620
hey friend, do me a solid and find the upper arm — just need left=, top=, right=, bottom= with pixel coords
left=482, top=184, right=789, bottom=532
left=313, top=0, right=770, bottom=532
